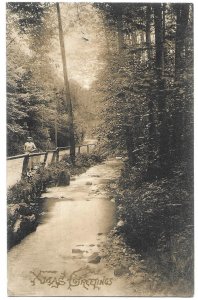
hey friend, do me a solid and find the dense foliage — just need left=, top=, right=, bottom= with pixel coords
left=95, top=3, right=193, bottom=177
left=7, top=3, right=100, bottom=155
left=94, top=3, right=193, bottom=290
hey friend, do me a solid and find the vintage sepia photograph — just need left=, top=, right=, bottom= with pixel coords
left=6, top=1, right=194, bottom=297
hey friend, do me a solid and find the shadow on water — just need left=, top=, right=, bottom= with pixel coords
left=38, top=197, right=75, bottom=225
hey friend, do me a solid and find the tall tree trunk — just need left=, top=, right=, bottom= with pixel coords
left=102, top=14, right=111, bottom=62
left=175, top=4, right=190, bottom=79
left=153, top=3, right=169, bottom=175
left=172, top=4, right=190, bottom=161
left=114, top=4, right=136, bottom=164
left=154, top=4, right=165, bottom=76
left=56, top=3, right=75, bottom=163
left=115, top=4, right=124, bottom=53
left=146, top=4, right=152, bottom=61
left=146, top=4, right=156, bottom=175
left=125, top=125, right=135, bottom=165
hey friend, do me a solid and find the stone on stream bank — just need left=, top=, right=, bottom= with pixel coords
left=87, top=252, right=101, bottom=264
left=56, top=171, right=70, bottom=186
left=72, top=248, right=84, bottom=254
left=86, top=181, right=92, bottom=185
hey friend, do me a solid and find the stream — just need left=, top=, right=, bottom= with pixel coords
left=7, top=158, right=134, bottom=296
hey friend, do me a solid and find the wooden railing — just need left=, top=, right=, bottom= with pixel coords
left=7, top=144, right=96, bottom=187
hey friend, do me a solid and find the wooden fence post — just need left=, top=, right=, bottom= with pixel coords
left=51, top=151, right=56, bottom=163
left=87, top=145, right=89, bottom=154
left=78, top=146, right=81, bottom=154
left=43, top=152, right=48, bottom=167
left=21, top=155, right=29, bottom=178
left=56, top=148, right=60, bottom=162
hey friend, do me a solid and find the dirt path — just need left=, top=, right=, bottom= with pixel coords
left=8, top=158, right=130, bottom=296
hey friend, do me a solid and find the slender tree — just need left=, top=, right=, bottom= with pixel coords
left=56, top=2, right=75, bottom=163
left=153, top=3, right=169, bottom=174
left=172, top=4, right=190, bottom=161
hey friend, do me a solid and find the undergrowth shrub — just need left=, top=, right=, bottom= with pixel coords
left=114, top=161, right=193, bottom=284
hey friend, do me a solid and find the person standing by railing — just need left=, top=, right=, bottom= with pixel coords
left=24, top=137, right=37, bottom=171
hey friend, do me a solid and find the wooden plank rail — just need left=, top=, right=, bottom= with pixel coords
left=7, top=153, right=29, bottom=160
left=7, top=143, right=96, bottom=186
left=28, top=151, right=47, bottom=157
left=57, top=146, right=71, bottom=150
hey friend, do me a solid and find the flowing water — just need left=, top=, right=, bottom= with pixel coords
left=7, top=158, right=134, bottom=296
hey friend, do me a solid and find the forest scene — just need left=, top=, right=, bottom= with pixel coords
left=7, top=2, right=194, bottom=297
